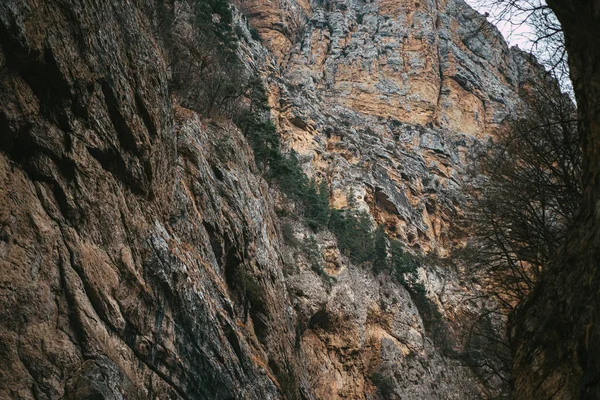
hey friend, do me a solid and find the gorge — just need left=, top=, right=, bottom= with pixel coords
left=0, top=0, right=597, bottom=399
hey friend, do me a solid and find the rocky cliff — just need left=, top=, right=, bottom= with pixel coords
left=243, top=0, right=543, bottom=254
left=0, top=0, right=549, bottom=399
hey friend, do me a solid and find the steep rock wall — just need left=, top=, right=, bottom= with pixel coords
left=0, top=2, right=306, bottom=398
left=243, top=0, right=552, bottom=397
left=0, top=0, right=552, bottom=399
left=244, top=0, right=544, bottom=255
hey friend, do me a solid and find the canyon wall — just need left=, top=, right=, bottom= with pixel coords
left=0, top=0, right=549, bottom=398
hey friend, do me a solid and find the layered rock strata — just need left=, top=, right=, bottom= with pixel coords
left=0, top=0, right=552, bottom=398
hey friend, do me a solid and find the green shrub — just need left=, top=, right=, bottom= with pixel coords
left=272, top=150, right=309, bottom=200
left=367, top=236, right=449, bottom=350
left=275, top=207, right=289, bottom=217
left=235, top=80, right=334, bottom=232
left=408, top=281, right=448, bottom=349
left=234, top=24, right=245, bottom=40
left=249, top=26, right=261, bottom=41
left=373, top=225, right=388, bottom=274
left=389, top=239, right=420, bottom=282
left=304, top=179, right=330, bottom=230
left=235, top=82, right=311, bottom=202
left=329, top=208, right=374, bottom=264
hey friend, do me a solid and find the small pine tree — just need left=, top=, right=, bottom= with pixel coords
left=373, top=225, right=388, bottom=274
left=329, top=208, right=374, bottom=263
left=346, top=188, right=357, bottom=209
left=354, top=211, right=374, bottom=263
left=274, top=150, right=308, bottom=199
left=318, top=179, right=329, bottom=215
left=389, top=239, right=419, bottom=283
left=304, top=179, right=330, bottom=230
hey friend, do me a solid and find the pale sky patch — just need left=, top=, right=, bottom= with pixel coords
left=465, top=0, right=573, bottom=94
left=465, top=0, right=536, bottom=49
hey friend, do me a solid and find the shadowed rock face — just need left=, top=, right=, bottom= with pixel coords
left=0, top=2, right=299, bottom=398
left=0, top=0, right=553, bottom=399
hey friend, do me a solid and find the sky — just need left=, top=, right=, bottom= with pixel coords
left=464, top=0, right=573, bottom=94
left=464, top=0, right=537, bottom=49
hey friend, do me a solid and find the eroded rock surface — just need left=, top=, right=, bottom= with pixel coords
left=0, top=2, right=303, bottom=398
left=248, top=0, right=546, bottom=255
left=0, top=0, right=551, bottom=399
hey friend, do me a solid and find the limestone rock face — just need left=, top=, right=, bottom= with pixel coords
left=0, top=0, right=550, bottom=399
left=245, top=0, right=532, bottom=130
left=0, top=2, right=302, bottom=398
left=243, top=0, right=548, bottom=397
left=283, top=229, right=484, bottom=399
left=248, top=0, right=543, bottom=255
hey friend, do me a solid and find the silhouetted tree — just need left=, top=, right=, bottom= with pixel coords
left=158, top=0, right=251, bottom=117
left=448, top=83, right=580, bottom=394
left=465, top=85, right=580, bottom=309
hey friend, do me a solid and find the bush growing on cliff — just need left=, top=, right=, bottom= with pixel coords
left=238, top=112, right=280, bottom=171
left=249, top=26, right=261, bottom=41
left=197, top=2, right=236, bottom=58
left=372, top=225, right=388, bottom=274
left=382, top=243, right=451, bottom=353
left=460, top=309, right=512, bottom=393
left=158, top=0, right=253, bottom=117
left=327, top=206, right=420, bottom=278
left=236, top=82, right=302, bottom=187
left=235, top=81, right=334, bottom=231
left=303, top=179, right=330, bottom=230
left=359, top=224, right=421, bottom=281
left=389, top=239, right=420, bottom=282
left=272, top=151, right=309, bottom=200
left=329, top=208, right=374, bottom=263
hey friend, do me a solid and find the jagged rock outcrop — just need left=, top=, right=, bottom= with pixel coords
left=282, top=228, right=486, bottom=399
left=0, top=0, right=554, bottom=399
